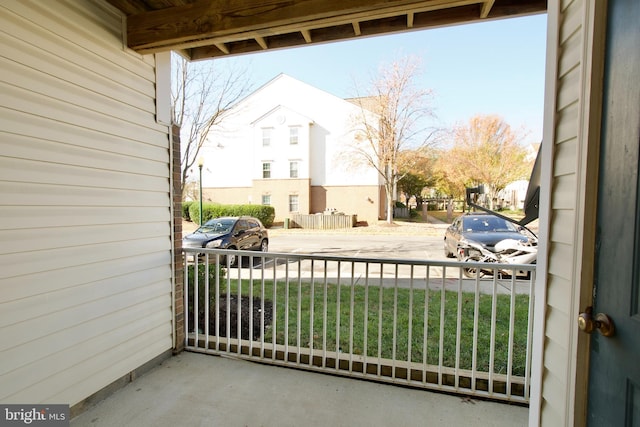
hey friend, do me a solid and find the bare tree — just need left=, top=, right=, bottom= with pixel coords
left=171, top=53, right=253, bottom=197
left=348, top=54, right=436, bottom=223
left=437, top=115, right=533, bottom=209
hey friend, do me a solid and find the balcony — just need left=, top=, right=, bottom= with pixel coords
left=182, top=249, right=535, bottom=402
left=71, top=248, right=534, bottom=425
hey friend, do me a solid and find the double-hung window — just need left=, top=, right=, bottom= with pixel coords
left=262, top=162, right=271, bottom=179
left=289, top=127, right=299, bottom=145
left=262, top=128, right=272, bottom=147
left=289, top=195, right=299, bottom=212
left=289, top=161, right=299, bottom=178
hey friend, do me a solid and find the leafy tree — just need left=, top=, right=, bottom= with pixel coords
left=171, top=53, right=253, bottom=198
left=397, top=173, right=429, bottom=208
left=438, top=115, right=533, bottom=209
left=347, top=54, right=436, bottom=223
left=397, top=147, right=438, bottom=208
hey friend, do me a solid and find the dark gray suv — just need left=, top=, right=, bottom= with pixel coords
left=182, top=216, right=269, bottom=266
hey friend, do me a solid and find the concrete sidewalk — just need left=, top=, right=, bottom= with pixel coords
left=71, top=352, right=528, bottom=427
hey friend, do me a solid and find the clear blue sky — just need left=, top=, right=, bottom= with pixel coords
left=216, top=13, right=547, bottom=145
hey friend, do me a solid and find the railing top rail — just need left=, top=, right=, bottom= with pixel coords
left=182, top=247, right=537, bottom=271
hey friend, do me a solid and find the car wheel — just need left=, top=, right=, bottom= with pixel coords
left=462, top=255, right=485, bottom=278
left=260, top=239, right=268, bottom=252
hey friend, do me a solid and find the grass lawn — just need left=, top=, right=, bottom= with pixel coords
left=190, top=266, right=530, bottom=377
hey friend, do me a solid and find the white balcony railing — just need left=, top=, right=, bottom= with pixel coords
left=183, top=248, right=535, bottom=404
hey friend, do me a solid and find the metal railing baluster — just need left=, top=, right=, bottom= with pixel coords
left=181, top=247, right=535, bottom=403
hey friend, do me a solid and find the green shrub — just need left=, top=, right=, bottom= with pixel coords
left=186, top=263, right=226, bottom=332
left=182, top=201, right=194, bottom=221
left=188, top=203, right=275, bottom=228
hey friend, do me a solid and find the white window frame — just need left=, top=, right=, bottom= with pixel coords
left=262, top=162, right=271, bottom=179
left=289, top=161, right=299, bottom=178
left=288, top=194, right=299, bottom=212
left=289, top=126, right=299, bottom=145
left=262, top=128, right=272, bottom=147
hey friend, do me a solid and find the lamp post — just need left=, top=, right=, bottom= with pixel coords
left=198, top=156, right=204, bottom=225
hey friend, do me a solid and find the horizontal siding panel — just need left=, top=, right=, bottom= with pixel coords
left=0, top=237, right=170, bottom=280
left=556, top=66, right=581, bottom=112
left=0, top=0, right=173, bottom=407
left=0, top=206, right=169, bottom=231
left=2, top=82, right=167, bottom=147
left=0, top=222, right=170, bottom=255
left=547, top=274, right=573, bottom=308
left=551, top=174, right=577, bottom=209
left=553, top=139, right=578, bottom=179
left=1, top=0, right=155, bottom=88
left=1, top=311, right=171, bottom=403
left=0, top=53, right=157, bottom=130
left=1, top=133, right=167, bottom=178
left=0, top=266, right=171, bottom=330
left=544, top=304, right=571, bottom=347
left=558, top=0, right=582, bottom=46
left=549, top=208, right=576, bottom=244
left=0, top=252, right=170, bottom=303
left=540, top=368, right=564, bottom=425
left=542, top=343, right=568, bottom=394
left=547, top=241, right=575, bottom=281
left=540, top=403, right=562, bottom=427
left=0, top=280, right=170, bottom=365
left=555, top=102, right=579, bottom=144
left=1, top=315, right=170, bottom=403
left=0, top=27, right=154, bottom=115
left=0, top=182, right=169, bottom=207
left=0, top=108, right=168, bottom=162
left=0, top=157, right=168, bottom=193
left=558, top=28, right=582, bottom=79
left=52, top=329, right=172, bottom=406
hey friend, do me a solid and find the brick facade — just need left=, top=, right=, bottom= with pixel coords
left=172, top=124, right=185, bottom=353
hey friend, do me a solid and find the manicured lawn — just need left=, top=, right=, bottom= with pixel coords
left=193, top=271, right=530, bottom=377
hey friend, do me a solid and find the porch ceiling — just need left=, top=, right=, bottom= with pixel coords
left=105, top=0, right=546, bottom=61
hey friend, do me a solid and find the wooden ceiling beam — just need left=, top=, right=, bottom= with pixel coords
left=109, top=0, right=546, bottom=59
left=124, top=0, right=486, bottom=53
left=188, top=1, right=545, bottom=60
left=301, top=29, right=312, bottom=43
left=480, top=0, right=495, bottom=18
left=254, top=36, right=268, bottom=49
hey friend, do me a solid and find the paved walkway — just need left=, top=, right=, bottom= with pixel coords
left=71, top=352, right=528, bottom=427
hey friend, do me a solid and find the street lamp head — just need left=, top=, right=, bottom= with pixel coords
left=197, top=156, right=204, bottom=168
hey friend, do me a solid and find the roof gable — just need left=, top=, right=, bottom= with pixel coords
left=251, top=104, right=314, bottom=126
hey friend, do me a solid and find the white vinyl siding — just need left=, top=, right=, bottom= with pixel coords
left=534, top=1, right=606, bottom=425
left=0, top=0, right=173, bottom=406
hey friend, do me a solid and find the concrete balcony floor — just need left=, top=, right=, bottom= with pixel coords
left=71, top=352, right=528, bottom=427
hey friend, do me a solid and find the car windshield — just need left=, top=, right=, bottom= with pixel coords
left=462, top=216, right=517, bottom=233
left=196, top=219, right=235, bottom=234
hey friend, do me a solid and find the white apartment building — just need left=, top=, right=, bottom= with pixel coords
left=198, top=74, right=384, bottom=224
